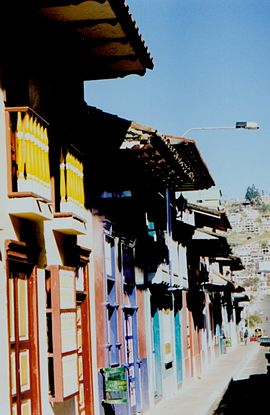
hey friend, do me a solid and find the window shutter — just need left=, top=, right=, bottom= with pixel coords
left=46, top=265, right=79, bottom=402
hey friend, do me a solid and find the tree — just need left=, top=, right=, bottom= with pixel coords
left=245, top=184, right=261, bottom=203
left=246, top=312, right=263, bottom=328
left=242, top=276, right=260, bottom=290
left=258, top=202, right=270, bottom=213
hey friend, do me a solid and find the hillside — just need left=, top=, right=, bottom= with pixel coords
left=227, top=231, right=270, bottom=247
left=224, top=200, right=270, bottom=274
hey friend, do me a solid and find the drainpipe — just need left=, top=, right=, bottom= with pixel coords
left=166, top=187, right=173, bottom=289
left=166, top=187, right=178, bottom=389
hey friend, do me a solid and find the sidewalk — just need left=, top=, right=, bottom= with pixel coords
left=144, top=342, right=263, bottom=415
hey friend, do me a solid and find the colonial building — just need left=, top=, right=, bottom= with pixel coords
left=0, top=2, right=246, bottom=415
left=0, top=2, right=153, bottom=415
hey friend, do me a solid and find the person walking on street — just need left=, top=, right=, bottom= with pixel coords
left=244, top=327, right=249, bottom=345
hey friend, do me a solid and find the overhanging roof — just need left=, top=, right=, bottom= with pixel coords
left=120, top=124, right=215, bottom=192
left=3, top=0, right=153, bottom=80
left=165, top=136, right=215, bottom=190
left=202, top=283, right=230, bottom=292
left=187, top=202, right=231, bottom=232
left=203, top=269, right=235, bottom=293
left=172, top=219, right=195, bottom=246
left=214, top=255, right=245, bottom=271
left=79, top=116, right=214, bottom=204
left=190, top=229, right=232, bottom=257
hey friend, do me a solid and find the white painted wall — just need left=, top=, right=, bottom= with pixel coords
left=0, top=87, right=13, bottom=415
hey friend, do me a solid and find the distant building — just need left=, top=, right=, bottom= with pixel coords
left=181, top=187, right=223, bottom=210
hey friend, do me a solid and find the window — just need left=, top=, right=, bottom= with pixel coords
left=104, top=235, right=120, bottom=366
left=46, top=254, right=93, bottom=414
left=122, top=244, right=135, bottom=285
left=6, top=240, right=41, bottom=415
left=46, top=266, right=79, bottom=402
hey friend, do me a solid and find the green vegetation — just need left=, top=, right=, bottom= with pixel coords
left=227, top=231, right=270, bottom=247
left=245, top=313, right=263, bottom=328
left=245, top=184, right=261, bottom=204
left=258, top=202, right=270, bottom=213
left=241, top=277, right=260, bottom=290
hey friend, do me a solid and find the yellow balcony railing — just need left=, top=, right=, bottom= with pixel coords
left=5, top=107, right=51, bottom=201
left=60, top=146, right=85, bottom=219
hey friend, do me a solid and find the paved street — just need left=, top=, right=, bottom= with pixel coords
left=144, top=295, right=270, bottom=415
left=144, top=341, right=267, bottom=415
left=213, top=294, right=270, bottom=414
left=213, top=342, right=269, bottom=414
left=232, top=341, right=267, bottom=381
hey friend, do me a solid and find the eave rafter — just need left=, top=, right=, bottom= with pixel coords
left=2, top=0, right=153, bottom=80
left=38, top=0, right=107, bottom=7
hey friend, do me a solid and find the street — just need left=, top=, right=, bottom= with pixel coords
left=213, top=294, right=270, bottom=414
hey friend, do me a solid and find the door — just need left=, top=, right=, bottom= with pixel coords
left=75, top=260, right=94, bottom=415
left=174, top=309, right=183, bottom=384
left=152, top=307, right=162, bottom=398
left=76, top=295, right=92, bottom=414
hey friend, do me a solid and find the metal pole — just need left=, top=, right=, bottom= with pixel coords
left=166, top=187, right=173, bottom=287
left=182, top=126, right=236, bottom=137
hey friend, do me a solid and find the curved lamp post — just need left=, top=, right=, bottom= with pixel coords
left=166, top=120, right=259, bottom=290
left=182, top=121, right=259, bottom=137
left=167, top=120, right=259, bottom=290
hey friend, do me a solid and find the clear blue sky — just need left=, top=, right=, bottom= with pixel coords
left=84, top=0, right=270, bottom=201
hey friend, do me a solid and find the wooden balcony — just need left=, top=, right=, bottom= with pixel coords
left=8, top=194, right=53, bottom=221
left=5, top=106, right=53, bottom=221
left=5, top=107, right=87, bottom=232
left=52, top=212, right=87, bottom=236
left=52, top=145, right=87, bottom=235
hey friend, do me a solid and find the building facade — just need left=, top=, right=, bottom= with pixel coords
left=0, top=2, right=245, bottom=415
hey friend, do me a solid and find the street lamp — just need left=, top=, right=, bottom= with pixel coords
left=182, top=121, right=259, bottom=137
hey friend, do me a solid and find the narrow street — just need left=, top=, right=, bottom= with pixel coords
left=145, top=295, right=270, bottom=415
left=213, top=345, right=269, bottom=414
left=213, top=294, right=270, bottom=414
left=145, top=342, right=266, bottom=415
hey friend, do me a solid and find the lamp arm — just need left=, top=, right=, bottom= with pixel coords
left=182, top=126, right=235, bottom=137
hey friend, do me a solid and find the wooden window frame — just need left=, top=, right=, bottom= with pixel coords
left=75, top=247, right=94, bottom=415
left=6, top=240, right=41, bottom=415
left=46, top=247, right=94, bottom=414
left=46, top=265, right=79, bottom=402
left=104, top=235, right=120, bottom=366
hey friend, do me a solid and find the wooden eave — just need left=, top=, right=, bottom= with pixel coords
left=190, top=230, right=232, bottom=257
left=1, top=0, right=153, bottom=80
left=172, top=219, right=195, bottom=246
left=187, top=202, right=232, bottom=231
left=164, top=135, right=215, bottom=191
left=213, top=255, right=245, bottom=271
left=121, top=127, right=215, bottom=192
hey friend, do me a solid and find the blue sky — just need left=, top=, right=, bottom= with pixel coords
left=84, top=0, right=270, bottom=200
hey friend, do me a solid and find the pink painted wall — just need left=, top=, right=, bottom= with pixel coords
left=92, top=215, right=107, bottom=369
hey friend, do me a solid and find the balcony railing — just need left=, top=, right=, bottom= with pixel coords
left=5, top=106, right=51, bottom=200
left=60, top=146, right=85, bottom=219
left=5, top=107, right=86, bottom=229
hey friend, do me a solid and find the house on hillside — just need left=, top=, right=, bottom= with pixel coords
left=181, top=186, right=223, bottom=210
